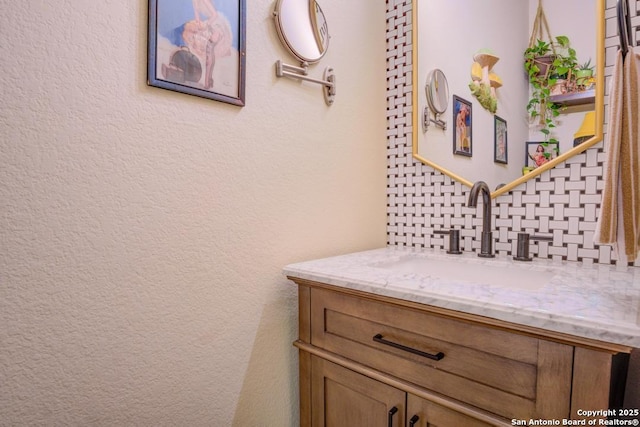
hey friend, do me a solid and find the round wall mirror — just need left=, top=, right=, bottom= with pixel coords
left=274, top=0, right=330, bottom=64
left=426, top=69, right=449, bottom=115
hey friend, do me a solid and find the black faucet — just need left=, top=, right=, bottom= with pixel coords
left=467, top=181, right=495, bottom=258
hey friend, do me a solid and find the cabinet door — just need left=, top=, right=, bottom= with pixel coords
left=406, top=394, right=496, bottom=427
left=311, top=356, right=405, bottom=427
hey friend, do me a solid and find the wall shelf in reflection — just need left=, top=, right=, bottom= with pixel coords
left=550, top=89, right=596, bottom=107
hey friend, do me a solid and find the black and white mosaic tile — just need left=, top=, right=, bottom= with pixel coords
left=385, top=0, right=639, bottom=266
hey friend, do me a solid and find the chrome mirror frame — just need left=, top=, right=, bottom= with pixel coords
left=273, top=0, right=335, bottom=105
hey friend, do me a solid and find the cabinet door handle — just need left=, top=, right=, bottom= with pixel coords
left=373, top=334, right=445, bottom=361
left=388, top=406, right=398, bottom=427
left=409, top=414, right=420, bottom=427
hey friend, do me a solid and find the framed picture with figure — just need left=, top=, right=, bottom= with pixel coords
left=526, top=141, right=559, bottom=168
left=453, top=95, right=472, bottom=157
left=147, top=0, right=247, bottom=106
left=494, top=115, right=507, bottom=164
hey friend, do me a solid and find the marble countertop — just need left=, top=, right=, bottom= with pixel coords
left=283, top=246, right=640, bottom=348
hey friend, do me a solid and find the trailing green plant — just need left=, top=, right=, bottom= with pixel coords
left=524, top=39, right=553, bottom=77
left=550, top=35, right=577, bottom=78
left=526, top=91, right=561, bottom=144
left=524, top=35, right=578, bottom=143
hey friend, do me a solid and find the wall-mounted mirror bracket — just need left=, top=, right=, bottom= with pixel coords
left=275, top=60, right=336, bottom=105
left=423, top=106, right=447, bottom=132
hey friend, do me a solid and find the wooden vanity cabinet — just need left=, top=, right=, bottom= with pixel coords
left=311, top=355, right=493, bottom=427
left=310, top=356, right=406, bottom=427
left=291, top=278, right=631, bottom=427
left=407, top=394, right=496, bottom=427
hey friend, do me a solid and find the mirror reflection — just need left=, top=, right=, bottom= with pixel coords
left=426, top=69, right=449, bottom=115
left=412, top=0, right=604, bottom=196
left=274, top=0, right=329, bottom=64
left=424, top=69, right=449, bottom=131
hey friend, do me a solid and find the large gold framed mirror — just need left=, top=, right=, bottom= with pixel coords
left=412, top=0, right=605, bottom=198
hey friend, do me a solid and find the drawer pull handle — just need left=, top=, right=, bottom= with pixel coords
left=373, top=334, right=445, bottom=361
left=409, top=414, right=420, bottom=427
left=388, top=406, right=398, bottom=427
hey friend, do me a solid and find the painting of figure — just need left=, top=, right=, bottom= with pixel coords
left=453, top=95, right=472, bottom=157
left=494, top=115, right=507, bottom=164
left=526, top=141, right=559, bottom=168
left=148, top=0, right=246, bottom=105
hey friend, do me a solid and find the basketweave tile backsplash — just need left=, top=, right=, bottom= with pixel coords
left=385, top=0, right=639, bottom=266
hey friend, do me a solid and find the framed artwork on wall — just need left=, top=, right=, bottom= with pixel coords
left=453, top=95, right=472, bottom=157
left=526, top=141, right=559, bottom=168
left=147, top=0, right=247, bottom=106
left=494, top=115, right=507, bottom=164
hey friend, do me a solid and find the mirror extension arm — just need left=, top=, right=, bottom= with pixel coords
left=275, top=60, right=336, bottom=105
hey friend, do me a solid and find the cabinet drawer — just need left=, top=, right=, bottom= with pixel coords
left=310, top=287, right=573, bottom=420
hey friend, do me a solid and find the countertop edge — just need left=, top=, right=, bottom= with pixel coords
left=283, top=268, right=640, bottom=350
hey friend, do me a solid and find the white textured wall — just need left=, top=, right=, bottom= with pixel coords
left=0, top=1, right=387, bottom=425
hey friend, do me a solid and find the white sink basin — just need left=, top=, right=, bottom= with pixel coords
left=372, top=256, right=554, bottom=291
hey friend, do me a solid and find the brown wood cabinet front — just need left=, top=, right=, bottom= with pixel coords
left=309, top=286, right=572, bottom=420
left=311, top=356, right=495, bottom=427
left=407, top=394, right=495, bottom=427
left=291, top=279, right=629, bottom=426
left=311, top=356, right=405, bottom=427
